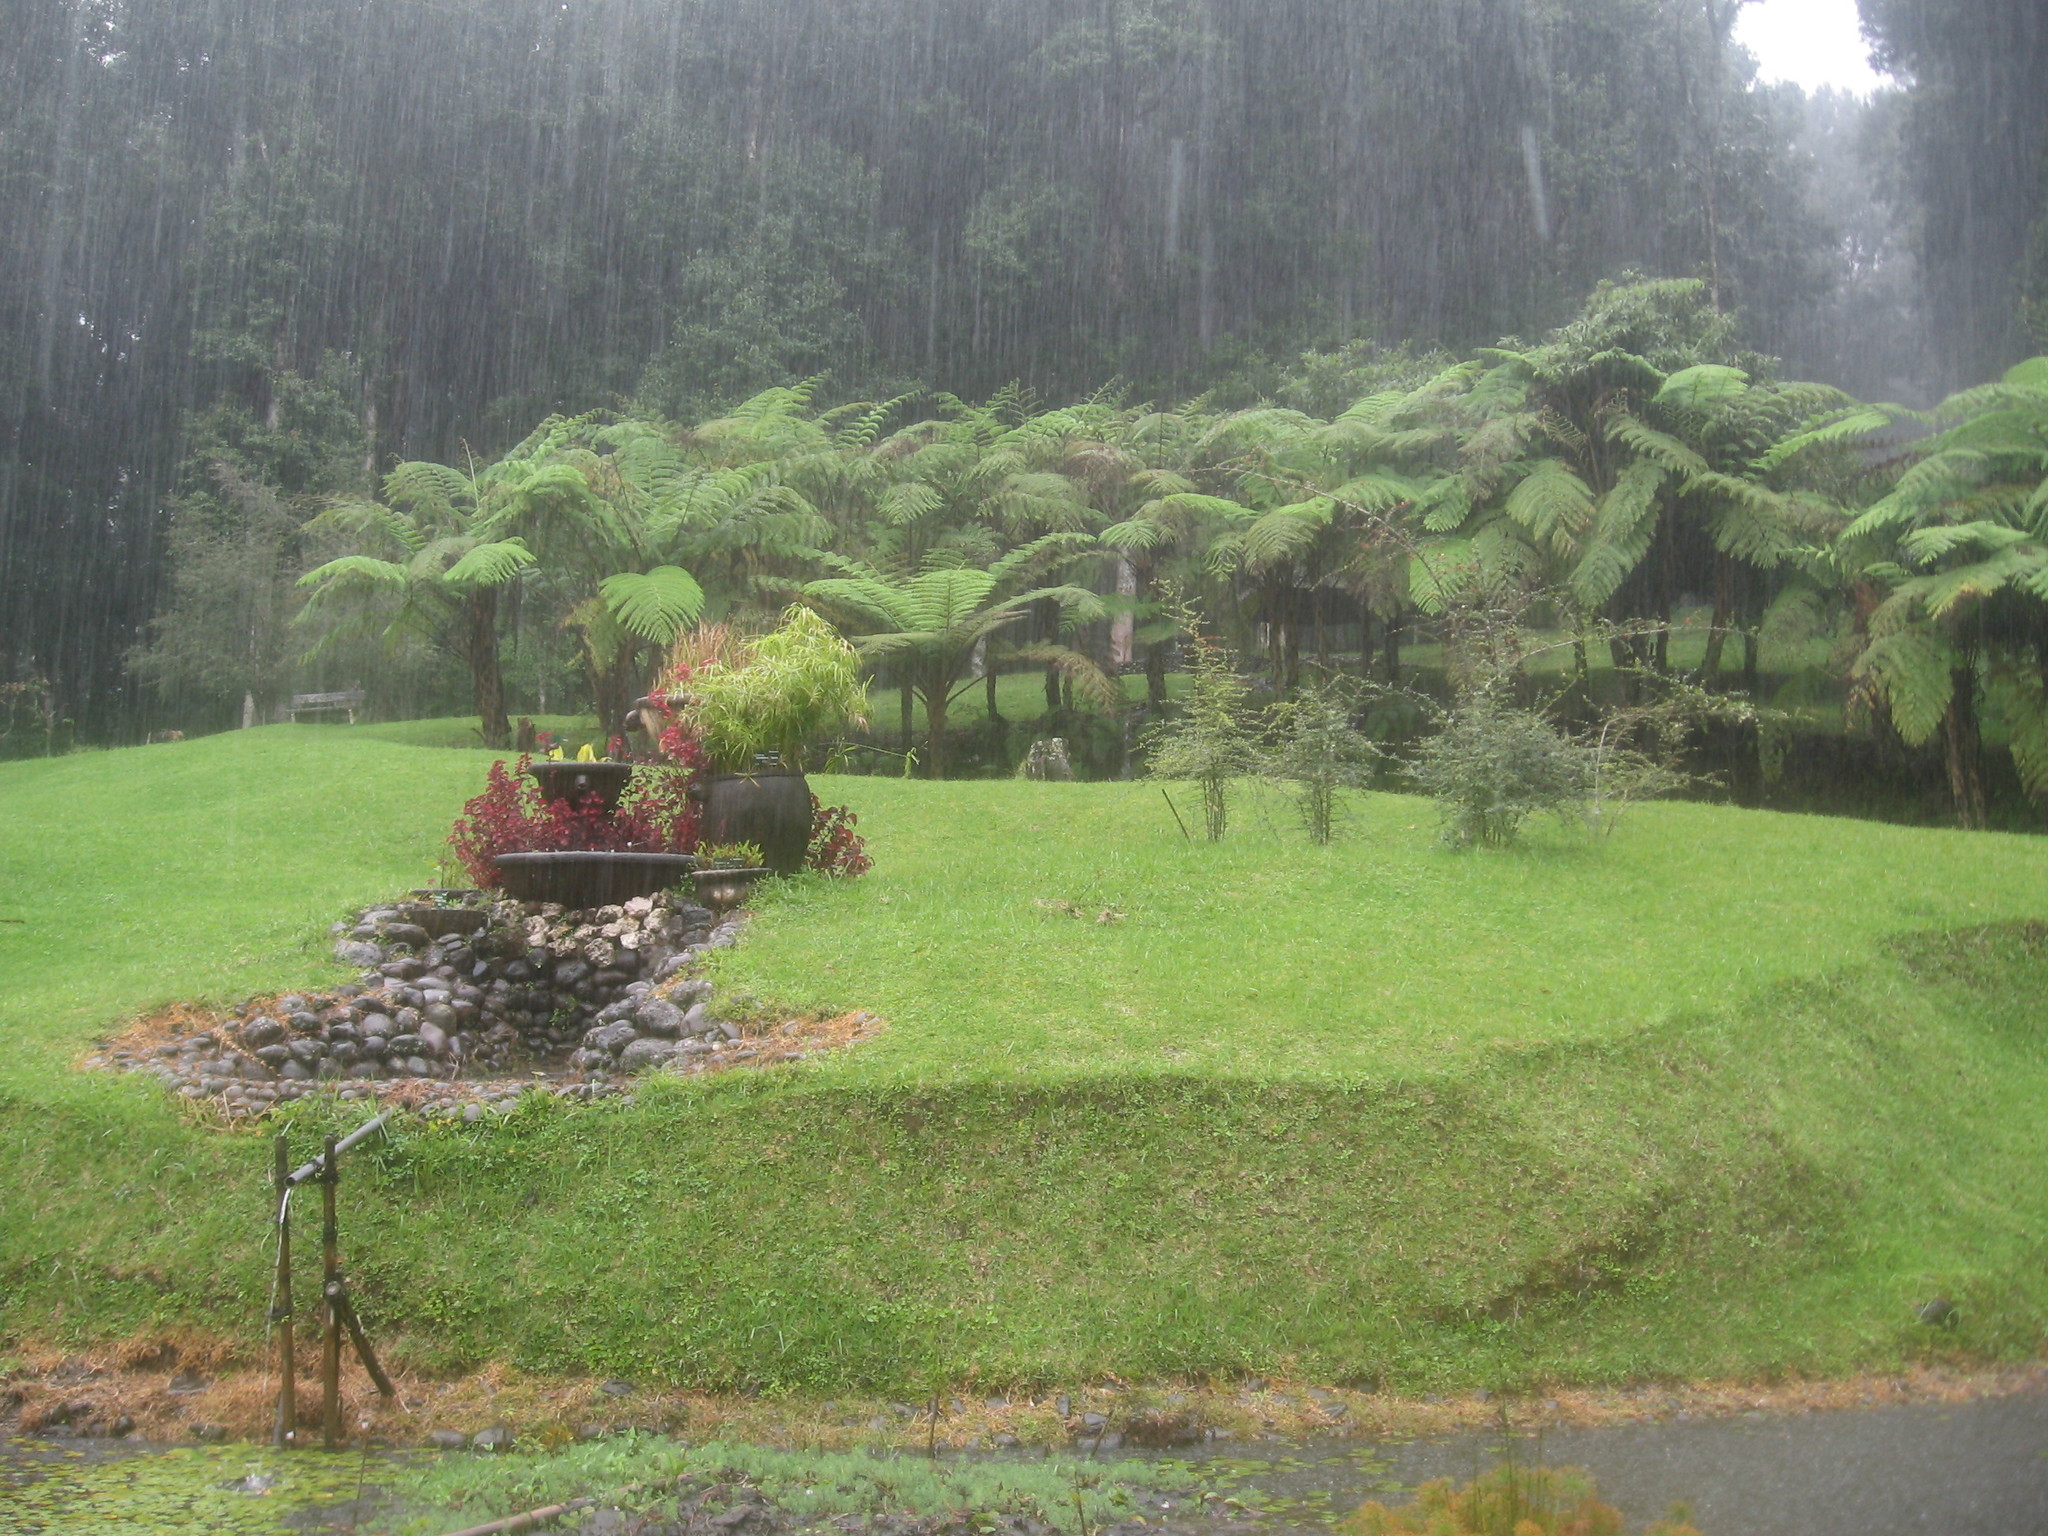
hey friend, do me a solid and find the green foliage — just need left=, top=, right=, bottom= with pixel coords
left=1259, top=673, right=1383, bottom=845
left=1344, top=1461, right=1702, bottom=1536
left=1408, top=701, right=1597, bottom=848
left=1142, top=599, right=1253, bottom=839
left=680, top=607, right=870, bottom=773
left=402, top=1435, right=1195, bottom=1536
left=0, top=1444, right=371, bottom=1535
left=8, top=730, right=2048, bottom=1395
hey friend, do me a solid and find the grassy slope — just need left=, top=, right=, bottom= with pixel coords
left=2, top=726, right=2045, bottom=1395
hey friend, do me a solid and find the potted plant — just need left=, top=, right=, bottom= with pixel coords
left=662, top=607, right=867, bottom=874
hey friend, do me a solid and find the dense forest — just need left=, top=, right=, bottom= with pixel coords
left=1, top=0, right=2045, bottom=763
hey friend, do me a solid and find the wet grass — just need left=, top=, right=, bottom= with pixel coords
left=2, top=725, right=2046, bottom=1400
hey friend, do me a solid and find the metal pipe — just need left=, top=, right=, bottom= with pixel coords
left=285, top=1110, right=393, bottom=1187
left=320, top=1134, right=342, bottom=1449
left=435, top=1499, right=596, bottom=1536
left=272, top=1134, right=296, bottom=1446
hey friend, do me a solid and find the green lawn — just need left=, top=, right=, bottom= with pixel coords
left=2, top=724, right=2045, bottom=1396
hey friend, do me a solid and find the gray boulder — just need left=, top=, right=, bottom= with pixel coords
left=618, top=1038, right=679, bottom=1072
left=587, top=1021, right=639, bottom=1055
left=333, top=941, right=383, bottom=966
left=632, top=998, right=685, bottom=1037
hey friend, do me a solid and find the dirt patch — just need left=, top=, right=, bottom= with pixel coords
left=5, top=1333, right=2043, bottom=1452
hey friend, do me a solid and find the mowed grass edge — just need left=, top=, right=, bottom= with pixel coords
left=1, top=726, right=2044, bottom=1392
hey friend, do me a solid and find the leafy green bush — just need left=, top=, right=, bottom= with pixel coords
left=1409, top=701, right=1597, bottom=848
left=1260, top=673, right=1383, bottom=844
left=679, top=606, right=869, bottom=773
left=1142, top=599, right=1253, bottom=840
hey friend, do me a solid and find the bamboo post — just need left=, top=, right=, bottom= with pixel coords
left=320, top=1134, right=342, bottom=1449
left=272, top=1135, right=296, bottom=1447
left=339, top=1292, right=397, bottom=1398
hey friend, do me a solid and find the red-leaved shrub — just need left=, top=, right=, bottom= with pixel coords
left=448, top=753, right=704, bottom=888
left=805, top=796, right=871, bottom=877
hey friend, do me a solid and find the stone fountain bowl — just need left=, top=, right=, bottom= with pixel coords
left=527, top=759, right=636, bottom=813
left=493, top=850, right=700, bottom=908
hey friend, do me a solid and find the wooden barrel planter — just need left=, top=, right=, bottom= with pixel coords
left=692, top=768, right=812, bottom=875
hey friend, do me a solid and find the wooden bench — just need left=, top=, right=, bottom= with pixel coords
left=286, top=689, right=366, bottom=724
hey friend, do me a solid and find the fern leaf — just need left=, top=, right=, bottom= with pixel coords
left=1756, top=406, right=1896, bottom=471
left=297, top=555, right=409, bottom=593
left=1855, top=627, right=1957, bottom=746
left=1899, top=521, right=2032, bottom=564
left=599, top=565, right=706, bottom=643
left=1504, top=458, right=1596, bottom=552
left=1654, top=364, right=1749, bottom=409
left=1917, top=549, right=2033, bottom=618
left=1570, top=459, right=1666, bottom=608
left=1004, top=644, right=1121, bottom=709
left=1987, top=662, right=2048, bottom=796
left=441, top=539, right=535, bottom=589
left=1414, top=476, right=1472, bottom=532
left=1607, top=413, right=1709, bottom=479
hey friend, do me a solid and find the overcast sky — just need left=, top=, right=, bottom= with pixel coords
left=1734, top=0, right=1888, bottom=95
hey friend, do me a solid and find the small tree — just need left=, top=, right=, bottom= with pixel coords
left=1410, top=700, right=1597, bottom=848
left=1261, top=673, right=1382, bottom=844
left=1143, top=598, right=1253, bottom=840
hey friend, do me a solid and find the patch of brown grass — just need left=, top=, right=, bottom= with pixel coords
left=6, top=1332, right=2043, bottom=1452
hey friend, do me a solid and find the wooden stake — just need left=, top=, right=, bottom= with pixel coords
left=272, top=1135, right=296, bottom=1447
left=321, top=1134, right=342, bottom=1449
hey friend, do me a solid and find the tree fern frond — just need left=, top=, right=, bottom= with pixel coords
left=441, top=539, right=536, bottom=589
left=599, top=565, right=706, bottom=644
left=1917, top=549, right=2037, bottom=618
left=1607, top=412, right=1709, bottom=479
left=1503, top=458, right=1596, bottom=552
left=1987, top=662, right=2048, bottom=796
left=1899, top=520, right=2033, bottom=563
left=1855, top=627, right=1957, bottom=746
left=1756, top=406, right=1897, bottom=470
left=1654, top=364, right=1749, bottom=409
left=1413, top=476, right=1471, bottom=532
left=1569, top=459, right=1665, bottom=608
left=297, top=555, right=410, bottom=593
left=1002, top=643, right=1121, bottom=709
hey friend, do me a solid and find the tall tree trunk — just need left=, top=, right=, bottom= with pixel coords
left=1110, top=557, right=1137, bottom=669
left=1942, top=666, right=1987, bottom=829
left=1045, top=664, right=1062, bottom=717
left=1146, top=638, right=1169, bottom=708
left=1381, top=611, right=1402, bottom=684
left=1700, top=554, right=1733, bottom=682
left=900, top=676, right=914, bottom=751
left=467, top=588, right=510, bottom=749
left=591, top=650, right=640, bottom=745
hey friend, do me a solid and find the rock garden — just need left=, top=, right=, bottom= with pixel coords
left=87, top=891, right=882, bottom=1121
left=85, top=610, right=880, bottom=1122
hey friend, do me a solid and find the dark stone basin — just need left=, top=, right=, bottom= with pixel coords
left=493, top=851, right=699, bottom=908
left=396, top=902, right=490, bottom=938
left=527, top=760, right=636, bottom=813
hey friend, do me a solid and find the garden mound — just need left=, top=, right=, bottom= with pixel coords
left=83, top=891, right=883, bottom=1121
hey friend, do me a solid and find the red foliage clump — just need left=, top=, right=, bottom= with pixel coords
left=448, top=754, right=704, bottom=888
left=805, top=795, right=871, bottom=877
